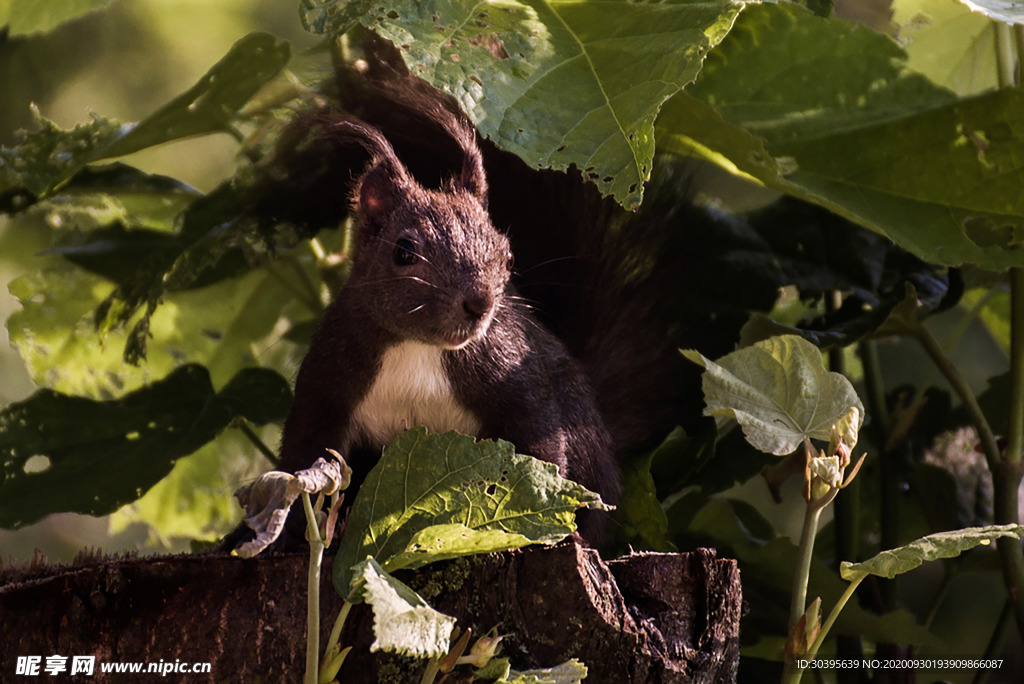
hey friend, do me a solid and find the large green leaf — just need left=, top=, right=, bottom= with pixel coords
left=0, top=0, right=116, bottom=36
left=0, top=33, right=289, bottom=200
left=658, top=2, right=1024, bottom=270
left=7, top=250, right=298, bottom=398
left=894, top=0, right=998, bottom=96
left=0, top=364, right=292, bottom=529
left=682, top=335, right=865, bottom=456
left=351, top=557, right=457, bottom=658
left=109, top=433, right=267, bottom=545
left=302, top=0, right=744, bottom=209
left=334, top=429, right=605, bottom=593
left=840, top=524, right=1024, bottom=581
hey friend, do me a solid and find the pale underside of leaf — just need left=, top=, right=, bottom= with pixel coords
left=682, top=335, right=864, bottom=456
left=354, top=558, right=457, bottom=659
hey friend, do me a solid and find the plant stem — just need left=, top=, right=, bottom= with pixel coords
left=996, top=267, right=1024, bottom=638
left=289, top=257, right=325, bottom=314
left=910, top=323, right=1003, bottom=473
left=324, top=600, right=353, bottom=664
left=302, top=492, right=325, bottom=684
left=1007, top=268, right=1024, bottom=468
left=264, top=260, right=322, bottom=315
left=806, top=574, right=868, bottom=664
left=827, top=300, right=858, bottom=569
left=237, top=421, right=278, bottom=466
left=420, top=658, right=442, bottom=684
left=790, top=502, right=825, bottom=633
left=973, top=600, right=1012, bottom=684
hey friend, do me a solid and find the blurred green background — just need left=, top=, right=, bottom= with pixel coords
left=0, top=0, right=317, bottom=563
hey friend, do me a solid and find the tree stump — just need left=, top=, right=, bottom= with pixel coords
left=0, top=542, right=741, bottom=682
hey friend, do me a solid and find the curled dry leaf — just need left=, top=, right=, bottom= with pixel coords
left=231, top=454, right=352, bottom=558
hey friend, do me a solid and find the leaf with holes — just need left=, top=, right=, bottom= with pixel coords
left=0, top=364, right=292, bottom=528
left=334, top=428, right=606, bottom=594
left=301, top=0, right=744, bottom=209
left=0, top=33, right=289, bottom=200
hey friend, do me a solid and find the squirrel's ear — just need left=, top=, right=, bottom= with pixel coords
left=357, top=160, right=408, bottom=225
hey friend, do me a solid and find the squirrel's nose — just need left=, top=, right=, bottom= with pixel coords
left=463, top=292, right=494, bottom=320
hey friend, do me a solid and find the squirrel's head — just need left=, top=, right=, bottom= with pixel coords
left=340, top=119, right=513, bottom=350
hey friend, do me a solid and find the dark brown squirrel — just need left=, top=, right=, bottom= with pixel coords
left=272, top=102, right=620, bottom=542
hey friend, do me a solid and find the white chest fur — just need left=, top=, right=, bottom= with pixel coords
left=351, top=341, right=482, bottom=447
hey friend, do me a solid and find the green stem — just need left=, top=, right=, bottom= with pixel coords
left=420, top=658, right=442, bottom=684
left=324, top=600, right=353, bottom=664
left=789, top=500, right=827, bottom=633
left=302, top=492, right=325, bottom=684
left=264, top=261, right=322, bottom=316
left=858, top=340, right=889, bottom=437
left=806, top=574, right=868, bottom=664
left=973, top=600, right=1012, bottom=684
left=911, top=323, right=1002, bottom=473
left=237, top=421, right=278, bottom=466
left=1007, top=268, right=1024, bottom=467
left=288, top=256, right=324, bottom=314
left=827, top=295, right=857, bottom=568
left=996, top=268, right=1024, bottom=639
left=860, top=337, right=900, bottom=612
left=921, top=566, right=954, bottom=630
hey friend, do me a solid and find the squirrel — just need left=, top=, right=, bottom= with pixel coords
left=227, top=63, right=775, bottom=551
left=269, top=97, right=620, bottom=544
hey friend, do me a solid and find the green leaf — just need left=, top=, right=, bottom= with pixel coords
left=894, top=0, right=998, bottom=96
left=962, top=287, right=1011, bottom=354
left=682, top=335, right=865, bottom=456
left=0, top=364, right=292, bottom=528
left=500, top=659, right=588, bottom=684
left=0, top=0, right=116, bottom=36
left=7, top=240, right=297, bottom=398
left=302, top=0, right=744, bottom=209
left=0, top=33, right=289, bottom=200
left=351, top=557, right=457, bottom=659
left=380, top=524, right=534, bottom=575
left=109, top=435, right=261, bottom=545
left=658, top=3, right=1024, bottom=270
left=617, top=450, right=674, bottom=552
left=840, top=524, right=1024, bottom=581
left=334, top=429, right=605, bottom=592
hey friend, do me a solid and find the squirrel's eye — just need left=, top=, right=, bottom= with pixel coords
left=505, top=250, right=514, bottom=272
left=393, top=238, right=418, bottom=266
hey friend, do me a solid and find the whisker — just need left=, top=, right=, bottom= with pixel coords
left=513, top=255, right=582, bottom=277
left=343, top=275, right=443, bottom=291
